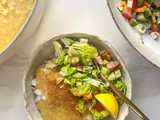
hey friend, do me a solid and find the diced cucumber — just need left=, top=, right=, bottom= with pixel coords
left=157, top=17, right=160, bottom=24
left=144, top=8, right=152, bottom=18
left=153, top=9, right=160, bottom=17
left=114, top=69, right=121, bottom=78
left=101, top=67, right=111, bottom=75
left=108, top=72, right=116, bottom=81
left=134, top=24, right=147, bottom=34
left=117, top=6, right=124, bottom=12
left=143, top=23, right=151, bottom=30
left=130, top=19, right=138, bottom=27
left=138, top=0, right=145, bottom=7
left=136, top=13, right=147, bottom=22
left=105, top=74, right=109, bottom=79
left=150, top=32, right=159, bottom=40
left=127, top=0, right=133, bottom=8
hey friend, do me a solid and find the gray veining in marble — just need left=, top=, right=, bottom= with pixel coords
left=0, top=0, right=160, bottom=120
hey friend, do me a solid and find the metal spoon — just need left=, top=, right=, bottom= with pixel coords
left=93, top=58, right=149, bottom=120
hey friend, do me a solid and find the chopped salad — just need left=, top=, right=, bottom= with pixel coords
left=51, top=38, right=127, bottom=119
left=118, top=0, right=160, bottom=40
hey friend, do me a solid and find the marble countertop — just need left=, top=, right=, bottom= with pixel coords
left=0, top=0, right=159, bottom=120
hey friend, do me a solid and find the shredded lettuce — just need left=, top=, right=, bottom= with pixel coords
left=72, top=42, right=89, bottom=49
left=92, top=69, right=99, bottom=78
left=76, top=99, right=86, bottom=114
left=83, top=77, right=101, bottom=87
left=68, top=67, right=77, bottom=75
left=63, top=55, right=70, bottom=65
left=82, top=66, right=93, bottom=74
left=72, top=73, right=86, bottom=78
left=64, top=75, right=83, bottom=87
left=64, top=78, right=71, bottom=85
left=54, top=55, right=65, bottom=65
left=61, top=65, right=76, bottom=75
left=61, top=38, right=74, bottom=46
left=88, top=98, right=109, bottom=120
left=53, top=41, right=64, bottom=56
left=68, top=47, right=80, bottom=56
left=70, top=84, right=91, bottom=97
left=72, top=42, right=98, bottom=62
left=81, top=45, right=98, bottom=62
left=89, top=108, right=109, bottom=120
left=114, top=79, right=127, bottom=94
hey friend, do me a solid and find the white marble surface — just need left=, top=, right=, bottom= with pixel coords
left=0, top=0, right=159, bottom=120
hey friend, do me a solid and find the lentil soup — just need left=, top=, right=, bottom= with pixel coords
left=0, top=0, right=35, bottom=52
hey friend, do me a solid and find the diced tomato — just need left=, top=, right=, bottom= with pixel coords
left=157, top=24, right=160, bottom=33
left=150, top=24, right=154, bottom=30
left=122, top=6, right=132, bottom=20
left=134, top=6, right=147, bottom=13
left=93, top=103, right=104, bottom=112
left=150, top=24, right=159, bottom=31
left=144, top=1, right=151, bottom=8
left=107, top=61, right=120, bottom=71
left=149, top=30, right=155, bottom=34
left=132, top=0, right=138, bottom=10
left=98, top=54, right=103, bottom=59
left=83, top=92, right=93, bottom=101
left=120, top=1, right=127, bottom=7
left=107, top=55, right=112, bottom=60
left=96, top=56, right=103, bottom=65
left=152, top=15, right=156, bottom=23
left=105, top=51, right=112, bottom=60
left=71, top=56, right=80, bottom=65
left=128, top=18, right=132, bottom=22
left=76, top=66, right=82, bottom=71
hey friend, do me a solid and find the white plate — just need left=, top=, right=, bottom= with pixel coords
left=107, top=0, right=160, bottom=68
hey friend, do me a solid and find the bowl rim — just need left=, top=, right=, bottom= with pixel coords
left=106, top=0, right=160, bottom=68
left=23, top=33, right=132, bottom=120
left=0, top=0, right=39, bottom=57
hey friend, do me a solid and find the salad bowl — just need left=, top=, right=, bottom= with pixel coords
left=107, top=0, right=160, bottom=68
left=23, top=33, right=132, bottom=120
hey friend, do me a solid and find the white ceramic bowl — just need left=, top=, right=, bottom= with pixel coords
left=107, top=0, right=160, bottom=68
left=0, top=0, right=46, bottom=64
left=23, top=33, right=132, bottom=120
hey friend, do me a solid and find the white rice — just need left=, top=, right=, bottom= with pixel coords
left=31, top=78, right=36, bottom=86
left=32, top=80, right=46, bottom=103
left=34, top=89, right=46, bottom=103
left=41, top=67, right=48, bottom=72
left=80, top=38, right=88, bottom=43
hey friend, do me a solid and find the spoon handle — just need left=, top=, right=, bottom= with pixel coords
left=93, top=59, right=149, bottom=120
left=100, top=73, right=149, bottom=120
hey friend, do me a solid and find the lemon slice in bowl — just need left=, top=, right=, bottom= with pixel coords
left=95, top=94, right=119, bottom=119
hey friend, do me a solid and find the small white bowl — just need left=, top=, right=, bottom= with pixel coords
left=23, top=33, right=132, bottom=120
left=0, top=0, right=46, bottom=64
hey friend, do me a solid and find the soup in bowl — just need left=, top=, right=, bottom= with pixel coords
left=0, top=0, right=46, bottom=64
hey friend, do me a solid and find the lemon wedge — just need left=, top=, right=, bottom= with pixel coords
left=95, top=93, right=119, bottom=119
